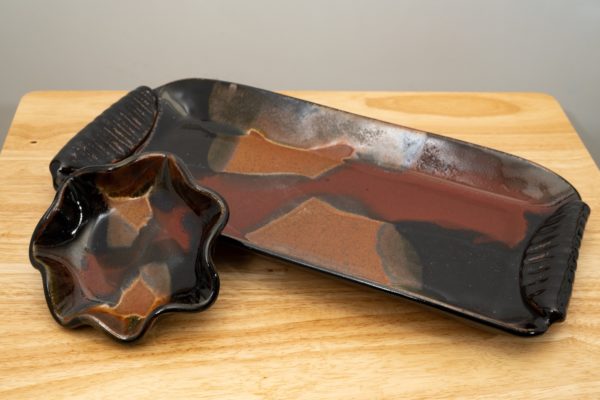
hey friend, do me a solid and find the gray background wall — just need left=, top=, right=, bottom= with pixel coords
left=1, top=0, right=598, bottom=165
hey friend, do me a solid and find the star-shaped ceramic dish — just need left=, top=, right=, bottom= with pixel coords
left=29, top=153, right=228, bottom=342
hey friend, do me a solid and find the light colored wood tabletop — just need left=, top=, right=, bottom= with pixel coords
left=0, top=91, right=598, bottom=399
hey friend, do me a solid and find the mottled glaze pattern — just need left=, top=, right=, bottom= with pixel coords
left=31, top=153, right=227, bottom=341
left=49, top=79, right=590, bottom=336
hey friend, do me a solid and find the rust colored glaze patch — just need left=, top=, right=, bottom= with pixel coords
left=221, top=129, right=353, bottom=178
left=30, top=153, right=227, bottom=342
left=246, top=198, right=422, bottom=289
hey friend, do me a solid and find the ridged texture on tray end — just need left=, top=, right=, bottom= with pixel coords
left=50, top=86, right=157, bottom=188
left=520, top=201, right=590, bottom=323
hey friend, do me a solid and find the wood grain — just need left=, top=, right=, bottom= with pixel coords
left=1, top=91, right=598, bottom=399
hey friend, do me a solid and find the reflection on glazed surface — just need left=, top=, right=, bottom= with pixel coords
left=49, top=79, right=589, bottom=335
left=31, top=154, right=226, bottom=341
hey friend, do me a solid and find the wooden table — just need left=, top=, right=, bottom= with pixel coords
left=1, top=91, right=598, bottom=399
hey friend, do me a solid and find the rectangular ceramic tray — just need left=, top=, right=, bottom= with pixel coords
left=50, top=79, right=590, bottom=335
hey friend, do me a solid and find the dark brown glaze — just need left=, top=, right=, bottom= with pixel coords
left=49, top=79, right=590, bottom=336
left=31, top=153, right=228, bottom=341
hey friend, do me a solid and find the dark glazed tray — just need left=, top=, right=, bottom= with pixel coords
left=50, top=79, right=590, bottom=336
